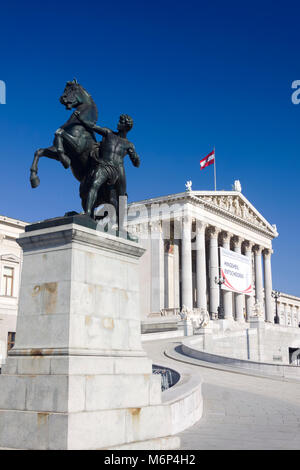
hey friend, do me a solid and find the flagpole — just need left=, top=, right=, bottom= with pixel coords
left=214, top=146, right=217, bottom=191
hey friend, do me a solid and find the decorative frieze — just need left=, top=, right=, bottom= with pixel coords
left=200, top=194, right=271, bottom=232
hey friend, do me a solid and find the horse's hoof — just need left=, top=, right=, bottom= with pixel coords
left=30, top=175, right=40, bottom=188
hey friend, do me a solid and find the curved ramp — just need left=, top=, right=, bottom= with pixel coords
left=180, top=337, right=300, bottom=382
left=143, top=338, right=300, bottom=450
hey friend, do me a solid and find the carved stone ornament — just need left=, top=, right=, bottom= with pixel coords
left=179, top=305, right=193, bottom=320
left=194, top=307, right=210, bottom=329
left=251, top=301, right=264, bottom=318
left=179, top=306, right=210, bottom=329
left=159, top=308, right=181, bottom=318
left=201, top=195, right=270, bottom=231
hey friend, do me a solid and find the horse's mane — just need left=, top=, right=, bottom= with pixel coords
left=77, top=83, right=93, bottom=102
left=65, top=80, right=98, bottom=121
left=66, top=80, right=93, bottom=102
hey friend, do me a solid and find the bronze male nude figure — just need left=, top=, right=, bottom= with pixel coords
left=75, top=111, right=140, bottom=221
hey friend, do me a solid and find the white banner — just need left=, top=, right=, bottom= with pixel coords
left=220, top=247, right=253, bottom=295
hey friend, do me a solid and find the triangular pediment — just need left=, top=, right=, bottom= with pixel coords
left=129, top=190, right=278, bottom=238
left=193, top=191, right=278, bottom=237
left=0, top=253, right=20, bottom=263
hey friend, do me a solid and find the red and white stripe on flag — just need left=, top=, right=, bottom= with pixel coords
left=200, top=150, right=215, bottom=170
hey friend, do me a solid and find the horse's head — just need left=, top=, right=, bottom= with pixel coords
left=60, top=79, right=90, bottom=110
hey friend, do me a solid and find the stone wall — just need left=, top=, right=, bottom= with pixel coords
left=191, top=321, right=300, bottom=365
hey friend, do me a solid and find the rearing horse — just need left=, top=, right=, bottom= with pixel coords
left=30, top=79, right=98, bottom=189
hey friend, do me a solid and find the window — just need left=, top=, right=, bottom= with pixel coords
left=7, top=332, right=15, bottom=352
left=3, top=266, right=14, bottom=296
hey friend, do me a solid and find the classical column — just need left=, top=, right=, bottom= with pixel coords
left=284, top=304, right=290, bottom=326
left=253, top=245, right=264, bottom=305
left=278, top=302, right=283, bottom=325
left=282, top=303, right=286, bottom=326
left=150, top=221, right=165, bottom=313
left=293, top=306, right=299, bottom=328
left=181, top=214, right=193, bottom=310
left=291, top=306, right=296, bottom=327
left=164, top=240, right=174, bottom=308
left=220, top=231, right=233, bottom=321
left=288, top=305, right=292, bottom=327
left=263, top=249, right=273, bottom=323
left=232, top=236, right=244, bottom=322
left=195, top=220, right=207, bottom=311
left=244, top=241, right=254, bottom=321
left=208, top=226, right=220, bottom=319
left=173, top=240, right=180, bottom=309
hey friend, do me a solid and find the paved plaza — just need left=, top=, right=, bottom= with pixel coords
left=143, top=338, right=300, bottom=450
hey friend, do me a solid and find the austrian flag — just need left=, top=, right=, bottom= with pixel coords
left=200, top=150, right=215, bottom=170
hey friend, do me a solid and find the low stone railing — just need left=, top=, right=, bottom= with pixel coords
left=152, top=364, right=180, bottom=391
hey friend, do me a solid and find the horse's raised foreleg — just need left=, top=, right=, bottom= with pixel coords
left=30, top=146, right=60, bottom=188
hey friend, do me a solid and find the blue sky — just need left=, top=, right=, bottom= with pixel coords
left=1, top=0, right=300, bottom=295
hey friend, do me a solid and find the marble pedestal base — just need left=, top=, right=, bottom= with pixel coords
left=0, top=218, right=178, bottom=450
left=0, top=354, right=176, bottom=450
left=250, top=315, right=266, bottom=362
left=178, top=319, right=194, bottom=336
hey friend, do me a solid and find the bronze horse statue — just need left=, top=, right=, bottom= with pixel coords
left=30, top=80, right=140, bottom=225
left=30, top=79, right=98, bottom=191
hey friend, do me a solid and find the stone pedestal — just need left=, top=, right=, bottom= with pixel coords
left=178, top=319, right=194, bottom=336
left=250, top=315, right=266, bottom=330
left=196, top=327, right=214, bottom=350
left=0, top=218, right=177, bottom=450
left=217, top=319, right=236, bottom=332
left=250, top=315, right=265, bottom=362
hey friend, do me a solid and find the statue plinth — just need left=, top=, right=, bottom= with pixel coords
left=250, top=316, right=266, bottom=330
left=0, top=221, right=178, bottom=450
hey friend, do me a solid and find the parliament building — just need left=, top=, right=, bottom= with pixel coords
left=0, top=183, right=300, bottom=367
left=128, top=184, right=300, bottom=328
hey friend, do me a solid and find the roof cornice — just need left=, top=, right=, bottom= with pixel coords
left=129, top=191, right=278, bottom=240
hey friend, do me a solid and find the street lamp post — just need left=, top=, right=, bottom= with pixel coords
left=272, top=290, right=281, bottom=324
left=215, top=275, right=225, bottom=320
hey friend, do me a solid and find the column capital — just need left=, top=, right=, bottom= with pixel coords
left=182, top=213, right=192, bottom=225
left=262, top=248, right=273, bottom=258
left=149, top=220, right=163, bottom=236
left=195, top=219, right=207, bottom=232
left=232, top=235, right=242, bottom=249
left=243, top=240, right=254, bottom=251
left=253, top=244, right=263, bottom=254
left=219, top=231, right=231, bottom=244
left=207, top=226, right=221, bottom=239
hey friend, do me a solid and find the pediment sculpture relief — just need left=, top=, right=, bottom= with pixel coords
left=201, top=195, right=269, bottom=230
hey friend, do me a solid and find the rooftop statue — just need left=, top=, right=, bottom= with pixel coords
left=185, top=180, right=192, bottom=192
left=30, top=79, right=140, bottom=229
left=232, top=180, right=242, bottom=192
